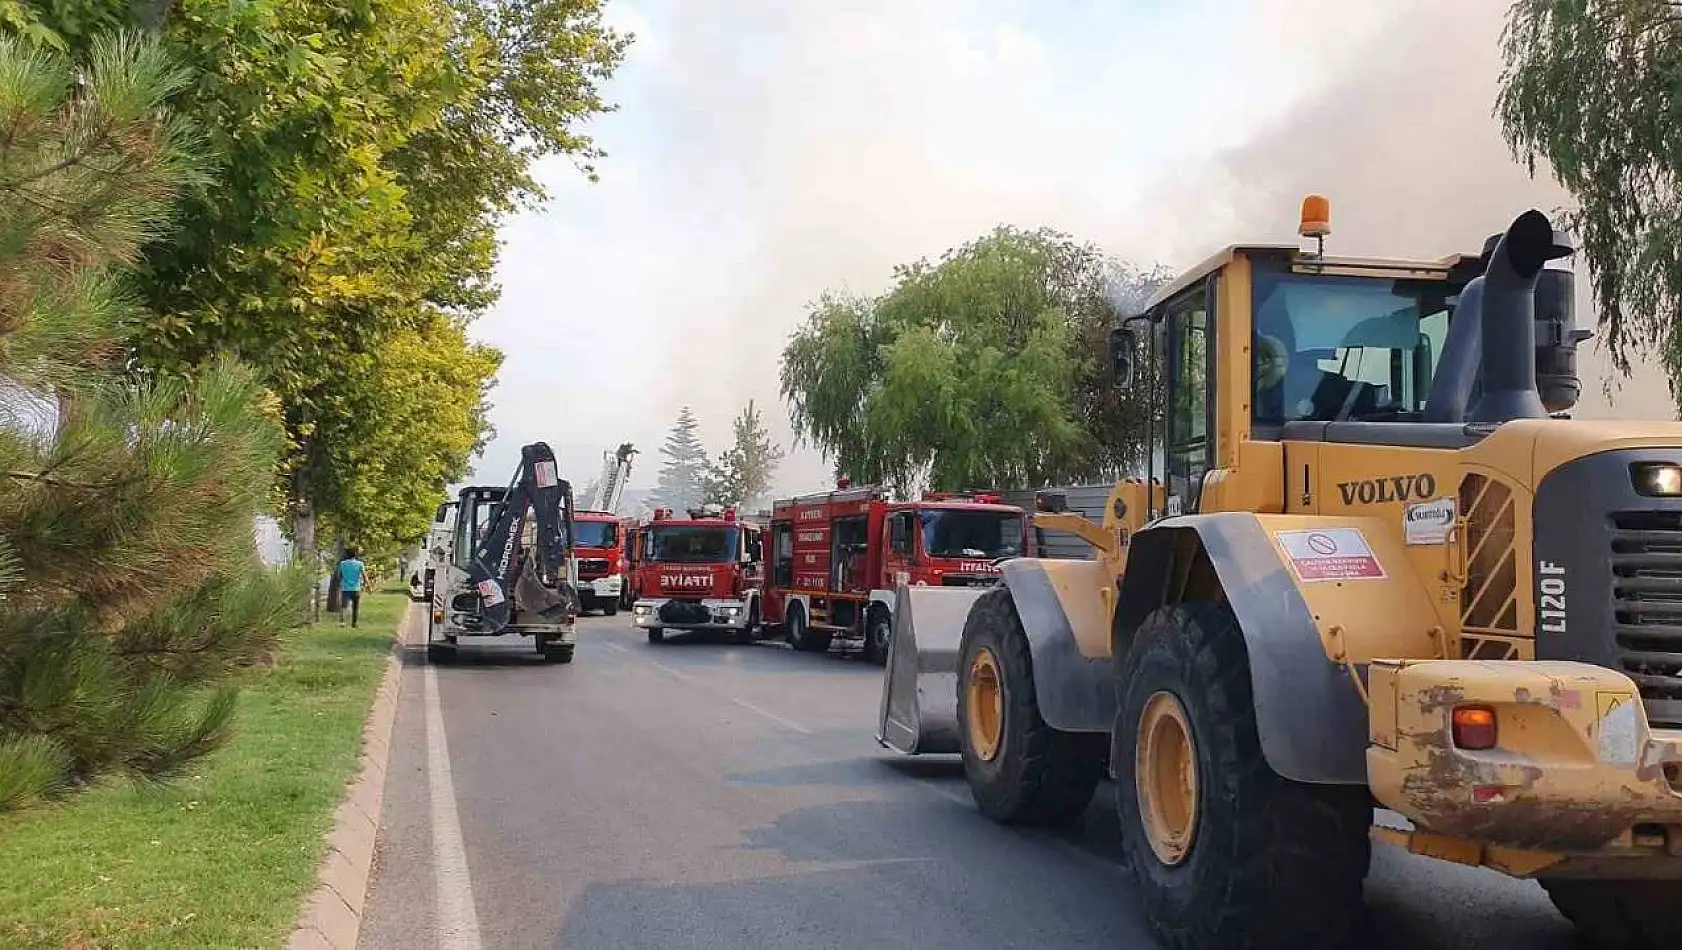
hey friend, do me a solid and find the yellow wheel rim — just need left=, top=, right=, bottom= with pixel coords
left=1136, top=691, right=1199, bottom=866
left=966, top=647, right=1005, bottom=762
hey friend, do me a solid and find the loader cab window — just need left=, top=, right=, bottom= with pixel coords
left=453, top=493, right=500, bottom=570
left=1164, top=285, right=1213, bottom=514
left=1251, top=265, right=1455, bottom=428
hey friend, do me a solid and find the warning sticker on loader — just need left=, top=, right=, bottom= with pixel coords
left=1595, top=691, right=1639, bottom=766
left=1275, top=528, right=1386, bottom=582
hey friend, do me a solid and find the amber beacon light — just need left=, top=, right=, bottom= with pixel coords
left=1299, top=194, right=1331, bottom=239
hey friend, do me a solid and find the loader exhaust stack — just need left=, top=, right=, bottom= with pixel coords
left=1468, top=209, right=1570, bottom=425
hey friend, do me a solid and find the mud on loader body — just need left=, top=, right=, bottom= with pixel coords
left=878, top=202, right=1682, bottom=949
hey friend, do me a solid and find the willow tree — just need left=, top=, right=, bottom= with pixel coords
left=780, top=226, right=1168, bottom=494
left=0, top=34, right=301, bottom=811
left=1497, top=0, right=1682, bottom=406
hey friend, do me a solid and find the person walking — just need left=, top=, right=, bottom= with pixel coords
left=337, top=547, right=366, bottom=628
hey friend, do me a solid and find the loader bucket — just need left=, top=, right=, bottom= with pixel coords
left=877, top=583, right=990, bottom=755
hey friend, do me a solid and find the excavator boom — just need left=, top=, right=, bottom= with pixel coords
left=465, top=442, right=580, bottom=635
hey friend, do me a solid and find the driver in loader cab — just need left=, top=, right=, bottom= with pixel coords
left=1252, top=285, right=1361, bottom=425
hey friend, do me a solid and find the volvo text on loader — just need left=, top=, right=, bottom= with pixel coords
left=878, top=198, right=1682, bottom=949
left=429, top=442, right=582, bottom=664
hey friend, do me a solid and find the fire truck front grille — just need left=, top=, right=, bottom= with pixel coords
left=941, top=574, right=999, bottom=588
left=658, top=600, right=710, bottom=625
left=578, top=558, right=611, bottom=577
left=1610, top=511, right=1682, bottom=725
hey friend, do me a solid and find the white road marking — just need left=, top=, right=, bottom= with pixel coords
left=651, top=661, right=695, bottom=682
left=425, top=665, right=483, bottom=950
left=603, top=641, right=630, bottom=654
left=649, top=660, right=813, bottom=735
left=726, top=696, right=814, bottom=735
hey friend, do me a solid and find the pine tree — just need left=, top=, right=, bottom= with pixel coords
left=0, top=34, right=303, bottom=812
left=648, top=405, right=708, bottom=512
left=700, top=400, right=785, bottom=509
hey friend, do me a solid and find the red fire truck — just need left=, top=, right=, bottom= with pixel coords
left=762, top=481, right=1029, bottom=664
left=570, top=510, right=634, bottom=616
left=629, top=505, right=765, bottom=644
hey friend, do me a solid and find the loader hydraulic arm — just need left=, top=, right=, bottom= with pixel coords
left=466, top=442, right=579, bottom=635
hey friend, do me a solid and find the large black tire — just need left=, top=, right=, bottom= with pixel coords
left=863, top=607, right=891, bottom=666
left=787, top=603, right=832, bottom=653
left=543, top=644, right=574, bottom=664
left=647, top=627, right=664, bottom=644
left=1114, top=600, right=1371, bottom=950
left=955, top=587, right=1106, bottom=827
left=602, top=599, right=619, bottom=617
left=1543, top=879, right=1682, bottom=946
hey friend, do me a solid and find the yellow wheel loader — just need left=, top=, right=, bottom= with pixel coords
left=877, top=199, right=1682, bottom=949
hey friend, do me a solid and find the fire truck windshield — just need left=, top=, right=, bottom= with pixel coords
left=646, top=525, right=737, bottom=563
left=918, top=509, right=1024, bottom=559
left=568, top=520, right=619, bottom=548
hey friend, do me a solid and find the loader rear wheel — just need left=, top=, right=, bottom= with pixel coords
left=955, top=587, right=1105, bottom=827
left=1115, top=600, right=1371, bottom=950
left=647, top=627, right=664, bottom=644
left=1543, top=879, right=1682, bottom=946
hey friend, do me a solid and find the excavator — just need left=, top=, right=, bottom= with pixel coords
left=879, top=199, right=1682, bottom=948
left=428, top=442, right=583, bottom=663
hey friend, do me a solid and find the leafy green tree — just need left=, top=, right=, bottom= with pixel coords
left=650, top=405, right=708, bottom=512
left=701, top=400, right=785, bottom=509
left=0, top=33, right=303, bottom=812
left=12, top=0, right=631, bottom=561
left=780, top=226, right=1168, bottom=493
left=1497, top=0, right=1682, bottom=403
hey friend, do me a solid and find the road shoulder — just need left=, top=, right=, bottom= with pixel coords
left=287, top=603, right=414, bottom=950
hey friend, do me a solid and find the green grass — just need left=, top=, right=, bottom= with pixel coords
left=0, top=589, right=410, bottom=950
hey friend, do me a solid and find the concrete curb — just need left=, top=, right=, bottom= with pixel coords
left=287, top=604, right=414, bottom=950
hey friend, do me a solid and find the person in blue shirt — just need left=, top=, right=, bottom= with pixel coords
left=337, top=547, right=366, bottom=628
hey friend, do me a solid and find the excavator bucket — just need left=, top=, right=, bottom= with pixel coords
left=877, top=583, right=990, bottom=755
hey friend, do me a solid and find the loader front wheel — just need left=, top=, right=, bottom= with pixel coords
left=1115, top=600, right=1370, bottom=950
left=1543, top=879, right=1682, bottom=946
left=956, top=587, right=1105, bottom=827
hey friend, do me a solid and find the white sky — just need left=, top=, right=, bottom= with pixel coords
left=459, top=0, right=1674, bottom=497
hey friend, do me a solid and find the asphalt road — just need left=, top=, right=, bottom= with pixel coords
left=360, top=612, right=1580, bottom=950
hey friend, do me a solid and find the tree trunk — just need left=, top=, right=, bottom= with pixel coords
left=325, top=536, right=344, bottom=613
left=291, top=491, right=319, bottom=622
left=130, top=0, right=176, bottom=34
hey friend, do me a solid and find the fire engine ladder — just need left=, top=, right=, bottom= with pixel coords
left=584, top=442, right=637, bottom=513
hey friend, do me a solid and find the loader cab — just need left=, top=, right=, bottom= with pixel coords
left=452, top=487, right=506, bottom=572
left=1113, top=196, right=1588, bottom=522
